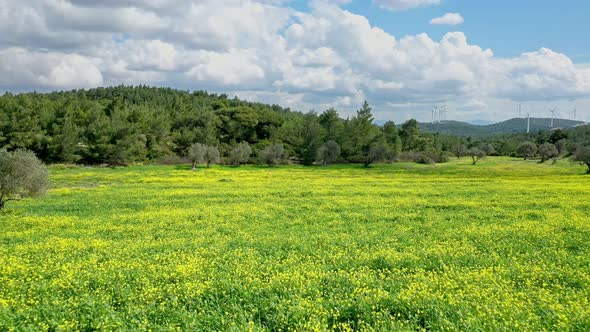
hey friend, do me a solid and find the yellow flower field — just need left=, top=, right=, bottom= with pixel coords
left=1, top=157, right=589, bottom=330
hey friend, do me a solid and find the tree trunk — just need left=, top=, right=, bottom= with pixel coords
left=0, top=200, right=4, bottom=210
left=192, top=162, right=197, bottom=170
left=586, top=163, right=590, bottom=174
left=207, top=162, right=211, bottom=168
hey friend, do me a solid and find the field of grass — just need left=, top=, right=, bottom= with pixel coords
left=1, top=157, right=589, bottom=330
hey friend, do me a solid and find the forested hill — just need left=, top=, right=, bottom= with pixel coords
left=0, top=86, right=296, bottom=164
left=2, top=86, right=589, bottom=166
left=420, top=118, right=586, bottom=136
left=0, top=86, right=429, bottom=165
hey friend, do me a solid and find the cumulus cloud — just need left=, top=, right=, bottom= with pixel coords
left=0, top=0, right=589, bottom=121
left=0, top=48, right=103, bottom=90
left=430, top=13, right=464, bottom=26
left=186, top=49, right=266, bottom=87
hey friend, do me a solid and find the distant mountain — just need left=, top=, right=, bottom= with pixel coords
left=467, top=120, right=494, bottom=126
left=419, top=118, right=586, bottom=136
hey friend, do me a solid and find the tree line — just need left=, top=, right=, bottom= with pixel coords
left=0, top=86, right=589, bottom=171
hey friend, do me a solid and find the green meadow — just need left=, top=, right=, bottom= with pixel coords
left=1, top=158, right=589, bottom=331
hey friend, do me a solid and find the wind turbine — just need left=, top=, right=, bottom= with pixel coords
left=440, top=104, right=447, bottom=122
left=527, top=113, right=531, bottom=133
left=433, top=106, right=438, bottom=123
left=573, top=106, right=577, bottom=120
left=549, top=106, right=558, bottom=127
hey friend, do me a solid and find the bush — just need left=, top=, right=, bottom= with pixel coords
left=399, top=151, right=449, bottom=164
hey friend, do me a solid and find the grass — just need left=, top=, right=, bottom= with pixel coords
left=1, top=157, right=589, bottom=331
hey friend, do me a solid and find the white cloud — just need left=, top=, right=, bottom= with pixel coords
left=186, top=49, right=266, bottom=87
left=0, top=0, right=589, bottom=122
left=374, top=0, right=440, bottom=11
left=430, top=13, right=464, bottom=26
left=0, top=48, right=103, bottom=90
left=494, top=48, right=590, bottom=101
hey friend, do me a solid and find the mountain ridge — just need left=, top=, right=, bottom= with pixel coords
left=418, top=118, right=587, bottom=136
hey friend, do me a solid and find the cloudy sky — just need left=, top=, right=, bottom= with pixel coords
left=1, top=0, right=589, bottom=123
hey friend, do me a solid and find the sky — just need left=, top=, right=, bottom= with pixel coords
left=1, top=0, right=589, bottom=123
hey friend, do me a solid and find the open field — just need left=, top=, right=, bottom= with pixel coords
left=1, top=158, right=589, bottom=330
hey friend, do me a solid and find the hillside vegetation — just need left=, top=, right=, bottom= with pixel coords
left=2, top=86, right=589, bottom=167
left=1, top=158, right=589, bottom=330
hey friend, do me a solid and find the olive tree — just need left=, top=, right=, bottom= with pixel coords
left=481, top=143, right=496, bottom=156
left=188, top=143, right=220, bottom=169
left=188, top=143, right=207, bottom=170
left=538, top=143, right=558, bottom=163
left=0, top=149, right=49, bottom=210
left=315, top=140, right=340, bottom=166
left=555, top=139, right=568, bottom=155
left=452, top=143, right=466, bottom=159
left=205, top=146, right=220, bottom=168
left=572, top=145, right=590, bottom=174
left=467, top=148, right=486, bottom=165
left=363, top=145, right=387, bottom=167
left=260, top=144, right=286, bottom=166
left=229, top=142, right=252, bottom=166
left=517, top=142, right=537, bottom=160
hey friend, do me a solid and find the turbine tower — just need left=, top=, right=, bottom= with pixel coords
left=519, top=104, right=522, bottom=118
left=574, top=106, right=577, bottom=120
left=433, top=106, right=438, bottom=123
left=527, top=113, right=531, bottom=133
left=549, top=106, right=557, bottom=128
left=439, top=104, right=447, bottom=122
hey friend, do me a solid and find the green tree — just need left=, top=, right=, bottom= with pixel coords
left=0, top=149, right=48, bottom=210
left=319, top=108, right=344, bottom=142
left=363, top=145, right=387, bottom=167
left=343, top=101, right=384, bottom=164
left=229, top=142, right=252, bottom=166
left=316, top=140, right=340, bottom=166
left=188, top=143, right=207, bottom=170
left=300, top=112, right=326, bottom=166
left=399, top=119, right=420, bottom=151
left=517, top=142, right=538, bottom=160
left=452, top=143, right=466, bottom=159
left=572, top=145, right=590, bottom=174
left=468, top=148, right=486, bottom=165
left=549, top=129, right=568, bottom=144
left=382, top=121, right=401, bottom=162
left=205, top=146, right=220, bottom=168
left=538, top=143, right=558, bottom=163
left=260, top=144, right=285, bottom=166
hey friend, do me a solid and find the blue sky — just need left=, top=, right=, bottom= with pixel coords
left=295, top=0, right=590, bottom=61
left=1, top=0, right=589, bottom=122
